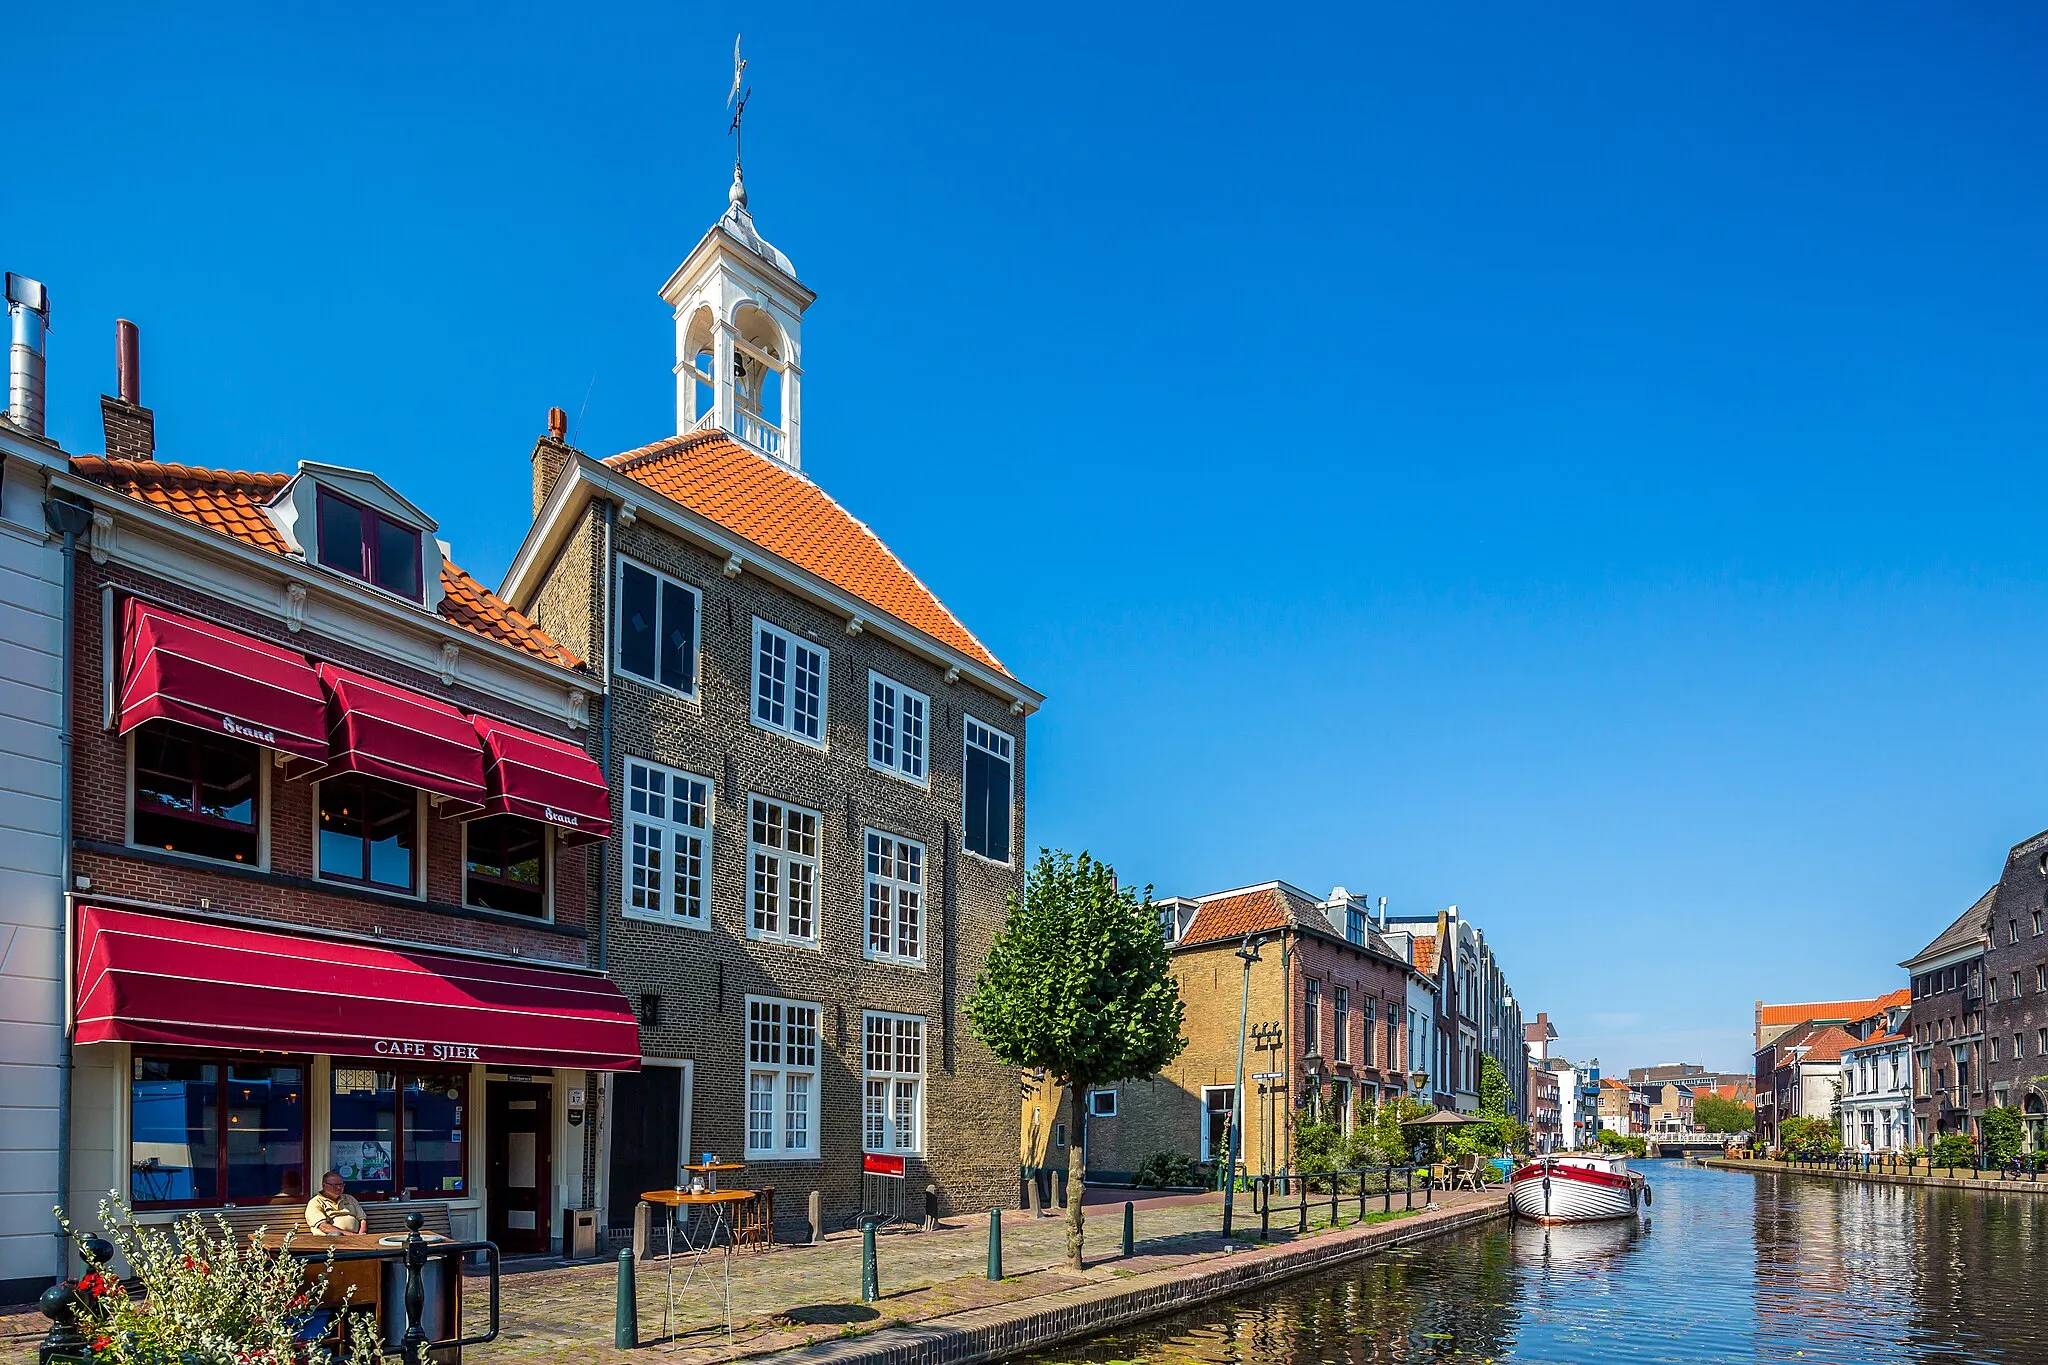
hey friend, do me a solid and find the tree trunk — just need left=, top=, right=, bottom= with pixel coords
left=1066, top=1087, right=1086, bottom=1270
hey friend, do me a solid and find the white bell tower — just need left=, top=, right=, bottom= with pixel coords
left=659, top=56, right=815, bottom=470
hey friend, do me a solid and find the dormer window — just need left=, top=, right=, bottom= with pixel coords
left=317, top=486, right=422, bottom=600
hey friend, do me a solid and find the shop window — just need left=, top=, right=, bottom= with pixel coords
left=129, top=1055, right=306, bottom=1208
left=464, top=815, right=547, bottom=918
left=317, top=486, right=422, bottom=601
left=317, top=775, right=418, bottom=892
left=329, top=1067, right=468, bottom=1199
left=131, top=720, right=260, bottom=864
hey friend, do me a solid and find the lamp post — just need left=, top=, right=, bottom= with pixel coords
left=1221, top=934, right=1268, bottom=1238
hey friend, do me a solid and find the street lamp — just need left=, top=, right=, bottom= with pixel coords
left=1221, top=934, right=1268, bottom=1239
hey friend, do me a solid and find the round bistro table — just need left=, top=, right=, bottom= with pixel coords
left=642, top=1188, right=756, bottom=1343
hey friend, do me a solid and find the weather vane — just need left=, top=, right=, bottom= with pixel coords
left=727, top=34, right=751, bottom=174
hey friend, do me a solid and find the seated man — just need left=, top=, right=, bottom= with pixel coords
left=306, top=1170, right=367, bottom=1236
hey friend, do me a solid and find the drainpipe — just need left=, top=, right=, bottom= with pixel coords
left=46, top=493, right=93, bottom=1280
left=597, top=497, right=615, bottom=976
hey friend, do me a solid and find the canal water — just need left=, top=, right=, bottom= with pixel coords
left=1022, top=1160, right=2048, bottom=1364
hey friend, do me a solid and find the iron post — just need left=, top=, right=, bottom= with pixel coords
left=615, top=1248, right=637, bottom=1349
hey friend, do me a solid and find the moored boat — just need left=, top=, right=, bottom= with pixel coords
left=1507, top=1153, right=1647, bottom=1223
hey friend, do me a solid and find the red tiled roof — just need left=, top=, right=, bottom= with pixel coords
left=73, top=457, right=579, bottom=669
left=1759, top=994, right=1897, bottom=1029
left=1412, top=936, right=1438, bottom=975
left=605, top=431, right=1007, bottom=677
left=1793, top=1026, right=1860, bottom=1065
left=1178, top=886, right=1298, bottom=948
left=1845, top=1031, right=1906, bottom=1052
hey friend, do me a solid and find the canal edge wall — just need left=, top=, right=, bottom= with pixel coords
left=1697, top=1156, right=2048, bottom=1195
left=757, top=1197, right=1509, bottom=1365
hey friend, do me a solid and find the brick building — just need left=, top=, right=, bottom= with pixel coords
left=1978, top=831, right=2048, bottom=1149
left=1083, top=883, right=1429, bottom=1181
left=498, top=165, right=1042, bottom=1233
left=1752, top=990, right=1908, bottom=1148
left=1903, top=890, right=1993, bottom=1144
left=34, top=323, right=635, bottom=1275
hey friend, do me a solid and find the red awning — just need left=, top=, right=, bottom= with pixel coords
left=470, top=715, right=611, bottom=846
left=119, top=599, right=328, bottom=761
left=301, top=663, right=488, bottom=812
left=75, top=905, right=641, bottom=1071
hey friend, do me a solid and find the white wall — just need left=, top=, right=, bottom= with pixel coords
left=0, top=450, right=66, bottom=1294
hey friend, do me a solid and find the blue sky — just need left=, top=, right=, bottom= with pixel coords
left=16, top=5, right=2048, bottom=1072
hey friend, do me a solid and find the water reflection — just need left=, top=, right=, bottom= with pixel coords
left=1020, top=1161, right=2048, bottom=1364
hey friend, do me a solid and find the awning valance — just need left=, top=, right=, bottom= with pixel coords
left=75, top=905, right=641, bottom=1071
left=297, top=663, right=488, bottom=813
left=119, top=599, right=328, bottom=761
left=470, top=715, right=611, bottom=846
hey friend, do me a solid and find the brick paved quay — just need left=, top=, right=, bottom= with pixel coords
left=2, top=1188, right=1505, bottom=1364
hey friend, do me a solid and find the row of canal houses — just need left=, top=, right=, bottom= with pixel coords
left=0, top=165, right=1038, bottom=1300
left=1756, top=834, right=2048, bottom=1157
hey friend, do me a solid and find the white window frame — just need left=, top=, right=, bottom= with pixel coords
left=745, top=995, right=820, bottom=1159
left=752, top=618, right=827, bottom=748
left=614, top=557, right=702, bottom=700
left=1087, top=1089, right=1117, bottom=1118
left=1332, top=986, right=1350, bottom=1064
left=748, top=795, right=820, bottom=948
left=125, top=727, right=273, bottom=872
left=460, top=817, right=554, bottom=922
left=962, top=717, right=1015, bottom=866
left=310, top=777, right=426, bottom=899
left=867, top=670, right=929, bottom=786
left=621, top=758, right=713, bottom=929
left=863, top=829, right=926, bottom=965
left=1199, top=1085, right=1236, bottom=1161
left=862, top=1011, right=926, bottom=1155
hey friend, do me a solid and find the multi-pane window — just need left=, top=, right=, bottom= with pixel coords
left=128, top=1057, right=306, bottom=1208
left=464, top=814, right=547, bottom=918
left=316, top=487, right=421, bottom=600
left=317, top=775, right=417, bottom=892
left=624, top=759, right=711, bottom=925
left=1361, top=996, right=1378, bottom=1066
left=132, top=721, right=261, bottom=865
left=753, top=620, right=826, bottom=746
left=1332, top=987, right=1350, bottom=1063
left=1303, top=980, right=1321, bottom=1054
left=749, top=797, right=818, bottom=946
left=868, top=672, right=929, bottom=784
left=616, top=560, right=699, bottom=696
left=864, top=830, right=924, bottom=964
left=863, top=1013, right=925, bottom=1153
left=329, top=1067, right=467, bottom=1199
left=963, top=718, right=1013, bottom=863
left=746, top=997, right=819, bottom=1157
left=1386, top=1009, right=1400, bottom=1065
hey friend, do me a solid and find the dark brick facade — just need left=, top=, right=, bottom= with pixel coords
left=1982, top=831, right=2048, bottom=1142
left=71, top=558, right=596, bottom=962
left=1904, top=900, right=1990, bottom=1143
left=523, top=488, right=1027, bottom=1230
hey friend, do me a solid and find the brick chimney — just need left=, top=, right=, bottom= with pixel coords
left=100, top=319, right=154, bottom=460
left=531, top=405, right=578, bottom=514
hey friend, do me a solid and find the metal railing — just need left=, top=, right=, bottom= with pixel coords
left=1772, top=1151, right=2048, bottom=1182
left=1224, top=1164, right=1436, bottom=1240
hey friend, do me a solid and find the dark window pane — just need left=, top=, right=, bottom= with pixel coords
left=466, top=815, right=547, bottom=918
left=223, top=1064, right=307, bottom=1201
left=316, top=489, right=367, bottom=578
left=131, top=1058, right=220, bottom=1205
left=132, top=721, right=260, bottom=864
left=402, top=1072, right=467, bottom=1196
left=659, top=580, right=696, bottom=692
left=319, top=774, right=416, bottom=890
left=620, top=563, right=656, bottom=681
left=374, top=515, right=421, bottom=600
left=329, top=1066, right=399, bottom=1198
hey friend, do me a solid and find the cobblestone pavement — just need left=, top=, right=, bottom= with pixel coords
left=2, top=1187, right=1496, bottom=1364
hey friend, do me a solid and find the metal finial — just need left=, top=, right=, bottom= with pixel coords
left=726, top=34, right=752, bottom=190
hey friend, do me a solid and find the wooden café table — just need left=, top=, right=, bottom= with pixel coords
left=255, top=1228, right=460, bottom=1351
left=641, top=1188, right=755, bottom=1344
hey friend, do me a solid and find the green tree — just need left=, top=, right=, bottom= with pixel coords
left=1982, top=1105, right=2024, bottom=1167
left=1594, top=1129, right=1647, bottom=1157
left=1930, top=1130, right=1976, bottom=1170
left=1478, top=1053, right=1512, bottom=1119
left=965, top=849, right=1186, bottom=1269
left=1779, top=1114, right=1842, bottom=1157
left=1693, top=1094, right=1756, bottom=1134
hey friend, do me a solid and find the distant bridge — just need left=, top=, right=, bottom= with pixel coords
left=1646, top=1131, right=1735, bottom=1157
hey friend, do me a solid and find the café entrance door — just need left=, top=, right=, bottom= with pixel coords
left=486, top=1078, right=553, bottom=1254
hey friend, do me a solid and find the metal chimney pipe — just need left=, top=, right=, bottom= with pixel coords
left=6, top=273, right=50, bottom=437
left=115, top=319, right=139, bottom=406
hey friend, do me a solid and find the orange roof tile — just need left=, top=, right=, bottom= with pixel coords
left=1179, top=887, right=1297, bottom=948
left=1412, top=936, right=1438, bottom=975
left=605, top=431, right=1007, bottom=677
left=1793, top=1026, right=1860, bottom=1065
left=73, top=456, right=579, bottom=669
left=1759, top=996, right=1895, bottom=1028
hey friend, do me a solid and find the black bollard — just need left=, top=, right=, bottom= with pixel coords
left=861, top=1219, right=880, bottom=1303
left=36, top=1282, right=87, bottom=1365
left=615, top=1248, right=637, bottom=1349
left=1122, top=1201, right=1135, bottom=1257
left=987, top=1209, right=1002, bottom=1281
left=400, top=1211, right=428, bottom=1365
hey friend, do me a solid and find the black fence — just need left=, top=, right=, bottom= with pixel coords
left=1774, top=1151, right=2048, bottom=1181
left=1227, top=1164, right=1436, bottom=1239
